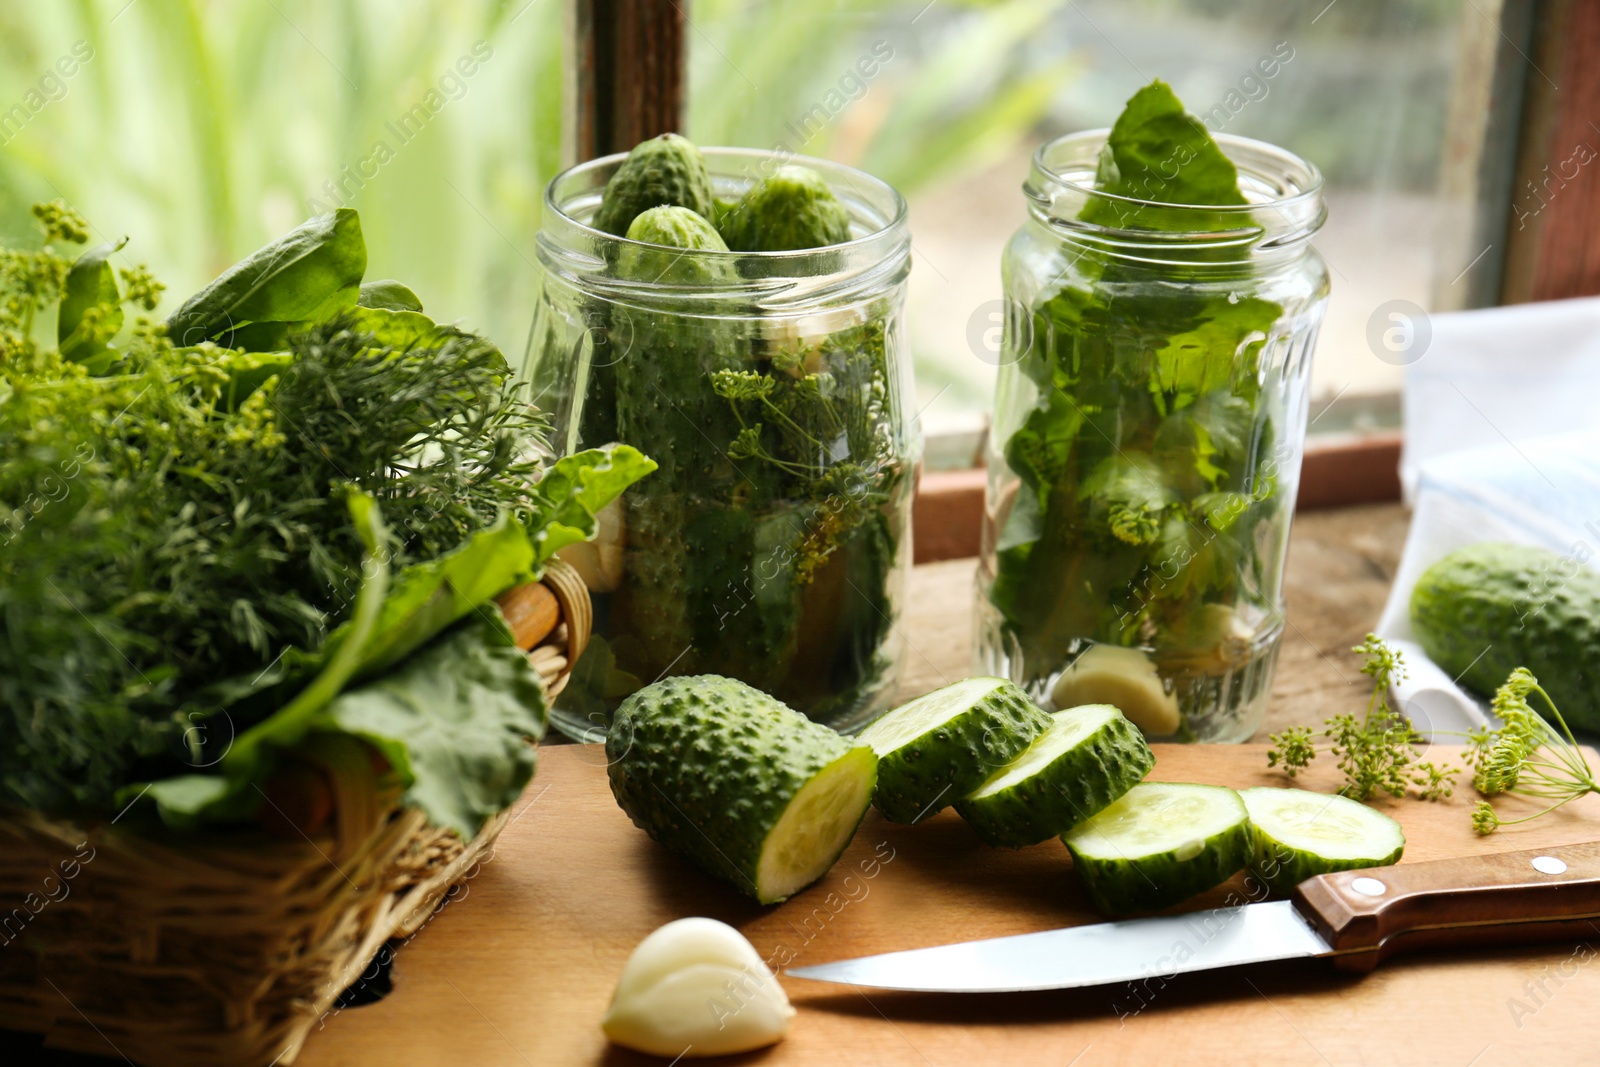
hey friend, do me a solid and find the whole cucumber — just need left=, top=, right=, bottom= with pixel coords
left=1410, top=542, right=1600, bottom=730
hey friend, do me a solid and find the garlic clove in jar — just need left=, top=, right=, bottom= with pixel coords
left=1051, top=644, right=1182, bottom=737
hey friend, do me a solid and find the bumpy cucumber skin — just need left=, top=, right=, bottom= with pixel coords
left=611, top=204, right=770, bottom=682
left=619, top=206, right=735, bottom=285
left=721, top=165, right=851, bottom=252
left=607, top=675, right=873, bottom=903
left=1243, top=788, right=1404, bottom=895
left=955, top=709, right=1154, bottom=848
left=593, top=133, right=715, bottom=236
left=865, top=680, right=1053, bottom=825
left=1063, top=785, right=1252, bottom=915
left=1411, top=542, right=1600, bottom=732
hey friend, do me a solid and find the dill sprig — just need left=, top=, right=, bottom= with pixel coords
left=1466, top=669, right=1597, bottom=835
left=1266, top=634, right=1460, bottom=802
left=710, top=322, right=900, bottom=583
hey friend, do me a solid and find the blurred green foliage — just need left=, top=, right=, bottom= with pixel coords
left=0, top=0, right=1077, bottom=356
left=0, top=0, right=1465, bottom=391
left=0, top=0, right=562, bottom=350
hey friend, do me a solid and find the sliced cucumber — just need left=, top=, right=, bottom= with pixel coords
left=607, top=675, right=877, bottom=904
left=1062, top=782, right=1251, bottom=915
left=1241, top=787, right=1405, bottom=894
left=757, top=746, right=879, bottom=901
left=955, top=704, right=1154, bottom=847
left=858, top=677, right=1052, bottom=824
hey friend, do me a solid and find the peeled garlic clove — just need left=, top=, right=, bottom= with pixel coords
left=602, top=917, right=795, bottom=1058
left=1051, top=644, right=1181, bottom=737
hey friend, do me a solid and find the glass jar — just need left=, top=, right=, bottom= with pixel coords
left=524, top=149, right=917, bottom=740
left=977, top=130, right=1329, bottom=742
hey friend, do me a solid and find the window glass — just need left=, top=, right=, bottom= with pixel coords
left=688, top=0, right=1469, bottom=442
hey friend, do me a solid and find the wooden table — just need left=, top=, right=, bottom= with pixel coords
left=18, top=502, right=1422, bottom=1064
left=893, top=502, right=1412, bottom=737
left=298, top=743, right=1600, bottom=1067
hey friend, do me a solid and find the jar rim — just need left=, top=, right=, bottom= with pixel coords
left=542, top=146, right=909, bottom=267
left=1028, top=128, right=1326, bottom=249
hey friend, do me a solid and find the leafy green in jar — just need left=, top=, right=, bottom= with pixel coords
left=988, top=80, right=1296, bottom=714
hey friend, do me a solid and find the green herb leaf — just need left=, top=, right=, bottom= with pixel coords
left=526, top=444, right=658, bottom=563
left=348, top=305, right=454, bottom=349
left=319, top=612, right=546, bottom=838
left=349, top=513, right=535, bottom=681
left=1265, top=634, right=1460, bottom=803
left=165, top=208, right=365, bottom=347
left=1468, top=668, right=1597, bottom=834
left=358, top=278, right=424, bottom=312
left=136, top=490, right=393, bottom=828
left=1082, top=79, right=1248, bottom=229
left=58, top=238, right=127, bottom=369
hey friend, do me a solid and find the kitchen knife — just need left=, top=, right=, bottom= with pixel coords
left=785, top=841, right=1600, bottom=992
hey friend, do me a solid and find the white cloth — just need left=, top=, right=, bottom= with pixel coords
left=1380, top=296, right=1600, bottom=736
left=1376, top=432, right=1600, bottom=735
left=1400, top=295, right=1600, bottom=503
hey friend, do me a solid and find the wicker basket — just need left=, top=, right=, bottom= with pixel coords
left=0, top=560, right=590, bottom=1067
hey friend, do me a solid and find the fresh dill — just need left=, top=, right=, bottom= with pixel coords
left=1466, top=669, right=1598, bottom=835
left=1266, top=634, right=1459, bottom=802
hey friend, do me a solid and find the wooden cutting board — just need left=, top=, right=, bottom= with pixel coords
left=297, top=745, right=1600, bottom=1067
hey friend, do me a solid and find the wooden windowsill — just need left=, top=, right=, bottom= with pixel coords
left=913, top=430, right=1402, bottom=564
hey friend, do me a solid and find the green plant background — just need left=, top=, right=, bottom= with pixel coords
left=0, top=0, right=1465, bottom=423
left=0, top=0, right=1076, bottom=358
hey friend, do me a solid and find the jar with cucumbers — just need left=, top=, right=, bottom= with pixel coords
left=526, top=136, right=917, bottom=738
left=978, top=82, right=1330, bottom=742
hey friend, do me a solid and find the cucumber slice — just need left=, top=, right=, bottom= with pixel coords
left=1062, top=782, right=1251, bottom=915
left=607, top=675, right=877, bottom=904
left=859, top=677, right=1052, bottom=824
left=955, top=704, right=1154, bottom=847
left=1241, top=787, right=1405, bottom=894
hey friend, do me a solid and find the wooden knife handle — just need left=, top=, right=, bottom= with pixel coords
left=1292, top=840, right=1600, bottom=972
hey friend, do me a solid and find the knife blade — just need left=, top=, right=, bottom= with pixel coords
left=785, top=841, right=1600, bottom=993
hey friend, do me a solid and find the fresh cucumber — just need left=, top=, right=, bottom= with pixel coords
left=1241, top=786, right=1405, bottom=893
left=606, top=675, right=877, bottom=904
left=955, top=704, right=1154, bottom=847
left=1411, top=542, right=1600, bottom=733
left=1062, top=782, right=1251, bottom=915
left=859, top=677, right=1052, bottom=824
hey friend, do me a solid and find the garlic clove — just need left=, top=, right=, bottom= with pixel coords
left=1051, top=644, right=1181, bottom=737
left=602, top=918, right=795, bottom=1058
